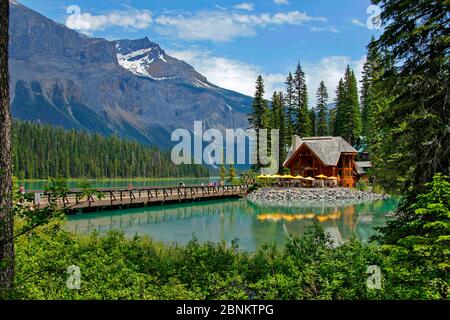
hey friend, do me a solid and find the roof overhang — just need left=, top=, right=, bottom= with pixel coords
left=284, top=142, right=328, bottom=168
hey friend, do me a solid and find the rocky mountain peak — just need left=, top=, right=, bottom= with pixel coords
left=9, top=1, right=252, bottom=148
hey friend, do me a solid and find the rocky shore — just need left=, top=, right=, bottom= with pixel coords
left=246, top=187, right=389, bottom=206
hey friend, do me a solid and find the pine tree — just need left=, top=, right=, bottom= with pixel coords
left=361, top=37, right=377, bottom=138
left=328, top=107, right=336, bottom=136
left=249, top=75, right=269, bottom=130
left=316, top=81, right=329, bottom=136
left=270, top=91, right=280, bottom=130
left=369, top=0, right=449, bottom=198
left=277, top=92, right=287, bottom=171
left=333, top=79, right=346, bottom=136
left=284, top=73, right=295, bottom=140
left=360, top=37, right=391, bottom=161
left=345, top=67, right=362, bottom=144
left=248, top=75, right=270, bottom=169
left=293, top=63, right=311, bottom=137
left=269, top=92, right=288, bottom=172
left=309, top=108, right=316, bottom=136
left=333, top=66, right=361, bottom=145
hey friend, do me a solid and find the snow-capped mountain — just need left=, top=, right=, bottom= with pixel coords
left=9, top=1, right=252, bottom=148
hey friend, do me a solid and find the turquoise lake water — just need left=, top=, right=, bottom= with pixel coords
left=65, top=197, right=398, bottom=252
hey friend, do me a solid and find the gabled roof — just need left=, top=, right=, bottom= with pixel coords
left=284, top=136, right=358, bottom=167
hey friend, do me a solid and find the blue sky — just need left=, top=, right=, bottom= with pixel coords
left=18, top=0, right=382, bottom=102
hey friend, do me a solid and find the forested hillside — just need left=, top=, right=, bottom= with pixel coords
left=11, top=120, right=208, bottom=179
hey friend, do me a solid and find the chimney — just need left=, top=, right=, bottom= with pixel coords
left=292, top=135, right=302, bottom=151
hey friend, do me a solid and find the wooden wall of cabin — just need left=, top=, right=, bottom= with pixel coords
left=337, top=154, right=357, bottom=187
left=287, top=146, right=335, bottom=178
left=286, top=147, right=357, bottom=187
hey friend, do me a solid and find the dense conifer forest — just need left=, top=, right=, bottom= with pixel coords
left=11, top=120, right=209, bottom=179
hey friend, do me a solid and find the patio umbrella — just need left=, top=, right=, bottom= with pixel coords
left=316, top=174, right=327, bottom=187
left=327, top=176, right=338, bottom=188
left=294, top=175, right=304, bottom=179
left=304, top=177, right=315, bottom=181
left=282, top=174, right=295, bottom=179
left=257, top=174, right=267, bottom=179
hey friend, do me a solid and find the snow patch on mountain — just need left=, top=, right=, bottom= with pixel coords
left=116, top=45, right=171, bottom=80
left=117, top=50, right=154, bottom=78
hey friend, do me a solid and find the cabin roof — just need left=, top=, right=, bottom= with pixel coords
left=284, top=136, right=358, bottom=167
left=354, top=161, right=372, bottom=175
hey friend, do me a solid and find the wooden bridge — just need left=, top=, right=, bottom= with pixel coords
left=30, top=184, right=249, bottom=212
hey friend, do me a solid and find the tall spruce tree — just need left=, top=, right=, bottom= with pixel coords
left=284, top=72, right=295, bottom=140
left=309, top=109, right=316, bottom=136
left=270, top=91, right=280, bottom=130
left=333, top=79, right=346, bottom=136
left=248, top=75, right=270, bottom=169
left=277, top=92, right=287, bottom=169
left=316, top=81, right=329, bottom=136
left=333, top=66, right=361, bottom=145
left=328, top=107, right=336, bottom=137
left=270, top=92, right=287, bottom=172
left=293, top=63, right=311, bottom=137
left=361, top=36, right=379, bottom=138
left=360, top=38, right=393, bottom=168
left=370, top=0, right=449, bottom=198
left=346, top=67, right=362, bottom=144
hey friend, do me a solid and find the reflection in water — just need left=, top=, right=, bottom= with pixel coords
left=66, top=198, right=398, bottom=252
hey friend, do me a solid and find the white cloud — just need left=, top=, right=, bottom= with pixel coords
left=155, top=12, right=256, bottom=42
left=168, top=49, right=285, bottom=98
left=65, top=5, right=152, bottom=32
left=310, top=26, right=339, bottom=33
left=351, top=18, right=366, bottom=27
left=233, top=2, right=254, bottom=11
left=155, top=10, right=326, bottom=42
left=169, top=49, right=366, bottom=105
left=274, top=0, right=289, bottom=4
left=303, top=56, right=366, bottom=105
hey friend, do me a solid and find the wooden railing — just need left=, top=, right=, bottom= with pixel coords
left=29, top=184, right=249, bottom=212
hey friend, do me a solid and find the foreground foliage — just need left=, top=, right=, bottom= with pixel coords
left=8, top=222, right=446, bottom=299
left=11, top=222, right=380, bottom=300
left=376, top=173, right=450, bottom=299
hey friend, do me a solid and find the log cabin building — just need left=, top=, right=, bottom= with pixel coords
left=283, top=136, right=359, bottom=187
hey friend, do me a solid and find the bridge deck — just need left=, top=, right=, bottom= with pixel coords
left=30, top=185, right=249, bottom=212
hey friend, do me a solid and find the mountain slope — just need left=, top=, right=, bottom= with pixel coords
left=9, top=1, right=252, bottom=148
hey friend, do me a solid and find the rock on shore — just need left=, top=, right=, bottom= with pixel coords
left=246, top=188, right=389, bottom=206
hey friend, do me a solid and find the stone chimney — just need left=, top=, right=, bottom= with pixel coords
left=291, top=135, right=302, bottom=151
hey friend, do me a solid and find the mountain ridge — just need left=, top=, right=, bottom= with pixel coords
left=9, top=1, right=252, bottom=148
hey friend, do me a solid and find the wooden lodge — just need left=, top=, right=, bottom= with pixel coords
left=283, top=136, right=359, bottom=187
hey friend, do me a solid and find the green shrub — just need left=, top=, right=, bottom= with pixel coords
left=356, top=180, right=369, bottom=191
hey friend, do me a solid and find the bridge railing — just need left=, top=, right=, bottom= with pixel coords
left=27, top=184, right=249, bottom=209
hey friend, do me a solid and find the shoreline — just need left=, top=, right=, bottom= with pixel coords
left=246, top=187, right=390, bottom=206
